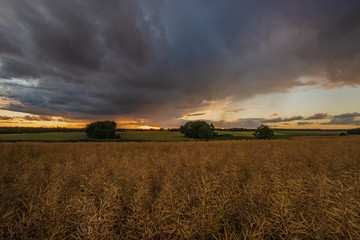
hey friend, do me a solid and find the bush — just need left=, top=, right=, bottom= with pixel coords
left=339, top=133, right=347, bottom=136
left=347, top=128, right=360, bottom=135
left=180, top=121, right=216, bottom=139
left=253, top=125, right=274, bottom=139
left=85, top=121, right=117, bottom=139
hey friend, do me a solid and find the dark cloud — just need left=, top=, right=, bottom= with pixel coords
left=297, top=122, right=313, bottom=126
left=0, top=57, right=39, bottom=79
left=333, top=112, right=360, bottom=118
left=22, top=115, right=40, bottom=121
left=323, top=118, right=360, bottom=126
left=0, top=31, right=22, bottom=56
left=307, top=113, right=329, bottom=120
left=22, top=115, right=53, bottom=121
left=0, top=0, right=360, bottom=125
left=264, top=115, right=303, bottom=123
left=0, top=115, right=13, bottom=120
left=322, top=112, right=360, bottom=125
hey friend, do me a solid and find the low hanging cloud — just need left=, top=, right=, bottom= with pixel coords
left=264, top=115, right=304, bottom=123
left=323, top=118, right=360, bottom=126
left=185, top=112, right=360, bottom=128
left=185, top=114, right=305, bottom=128
left=0, top=114, right=66, bottom=123
left=333, top=112, right=360, bottom=119
left=0, top=115, right=13, bottom=120
left=222, top=108, right=246, bottom=113
left=0, top=0, right=360, bottom=125
left=186, top=113, right=206, bottom=117
left=322, top=112, right=360, bottom=126
left=297, top=122, right=313, bottom=126
left=22, top=115, right=54, bottom=121
left=307, top=113, right=329, bottom=120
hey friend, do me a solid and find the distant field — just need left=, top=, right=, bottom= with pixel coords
left=1, top=137, right=359, bottom=239
left=118, top=130, right=190, bottom=141
left=0, top=130, right=347, bottom=142
left=218, top=130, right=344, bottom=138
left=0, top=132, right=87, bottom=141
left=0, top=131, right=189, bottom=142
left=274, top=130, right=344, bottom=138
left=217, top=131, right=254, bottom=137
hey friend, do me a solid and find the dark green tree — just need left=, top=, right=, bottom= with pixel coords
left=253, top=125, right=274, bottom=139
left=85, top=121, right=117, bottom=139
left=347, top=128, right=360, bottom=135
left=180, top=121, right=216, bottom=139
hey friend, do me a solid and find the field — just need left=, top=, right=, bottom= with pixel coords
left=1, top=137, right=360, bottom=239
left=0, top=132, right=87, bottom=142
left=0, top=130, right=346, bottom=142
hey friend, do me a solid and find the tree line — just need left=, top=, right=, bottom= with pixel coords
left=179, top=121, right=274, bottom=140
left=347, top=128, right=360, bottom=135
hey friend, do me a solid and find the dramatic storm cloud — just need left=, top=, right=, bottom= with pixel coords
left=1, top=0, right=360, bottom=125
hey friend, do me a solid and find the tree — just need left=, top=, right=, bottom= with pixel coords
left=85, top=121, right=117, bottom=139
left=253, top=125, right=274, bottom=139
left=347, top=128, right=360, bottom=135
left=180, top=121, right=216, bottom=139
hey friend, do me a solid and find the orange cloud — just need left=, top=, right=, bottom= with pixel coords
left=186, top=112, right=206, bottom=117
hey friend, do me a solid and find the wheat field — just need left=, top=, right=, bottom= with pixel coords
left=1, top=137, right=360, bottom=239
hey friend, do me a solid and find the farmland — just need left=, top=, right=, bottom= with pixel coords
left=0, top=131, right=188, bottom=142
left=0, top=129, right=346, bottom=142
left=1, top=137, right=360, bottom=239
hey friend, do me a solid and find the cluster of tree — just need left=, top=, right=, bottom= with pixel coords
left=180, top=121, right=217, bottom=139
left=347, top=128, right=360, bottom=135
left=0, top=127, right=83, bottom=134
left=253, top=125, right=274, bottom=139
left=85, top=121, right=118, bottom=139
left=180, top=121, right=275, bottom=140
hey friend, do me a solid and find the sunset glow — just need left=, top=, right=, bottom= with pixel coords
left=138, top=126, right=160, bottom=130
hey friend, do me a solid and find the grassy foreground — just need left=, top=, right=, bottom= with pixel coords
left=1, top=137, right=360, bottom=239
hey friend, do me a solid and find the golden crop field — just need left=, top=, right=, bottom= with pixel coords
left=1, top=137, right=360, bottom=239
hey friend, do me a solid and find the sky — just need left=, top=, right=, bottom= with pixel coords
left=0, top=0, right=359, bottom=129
